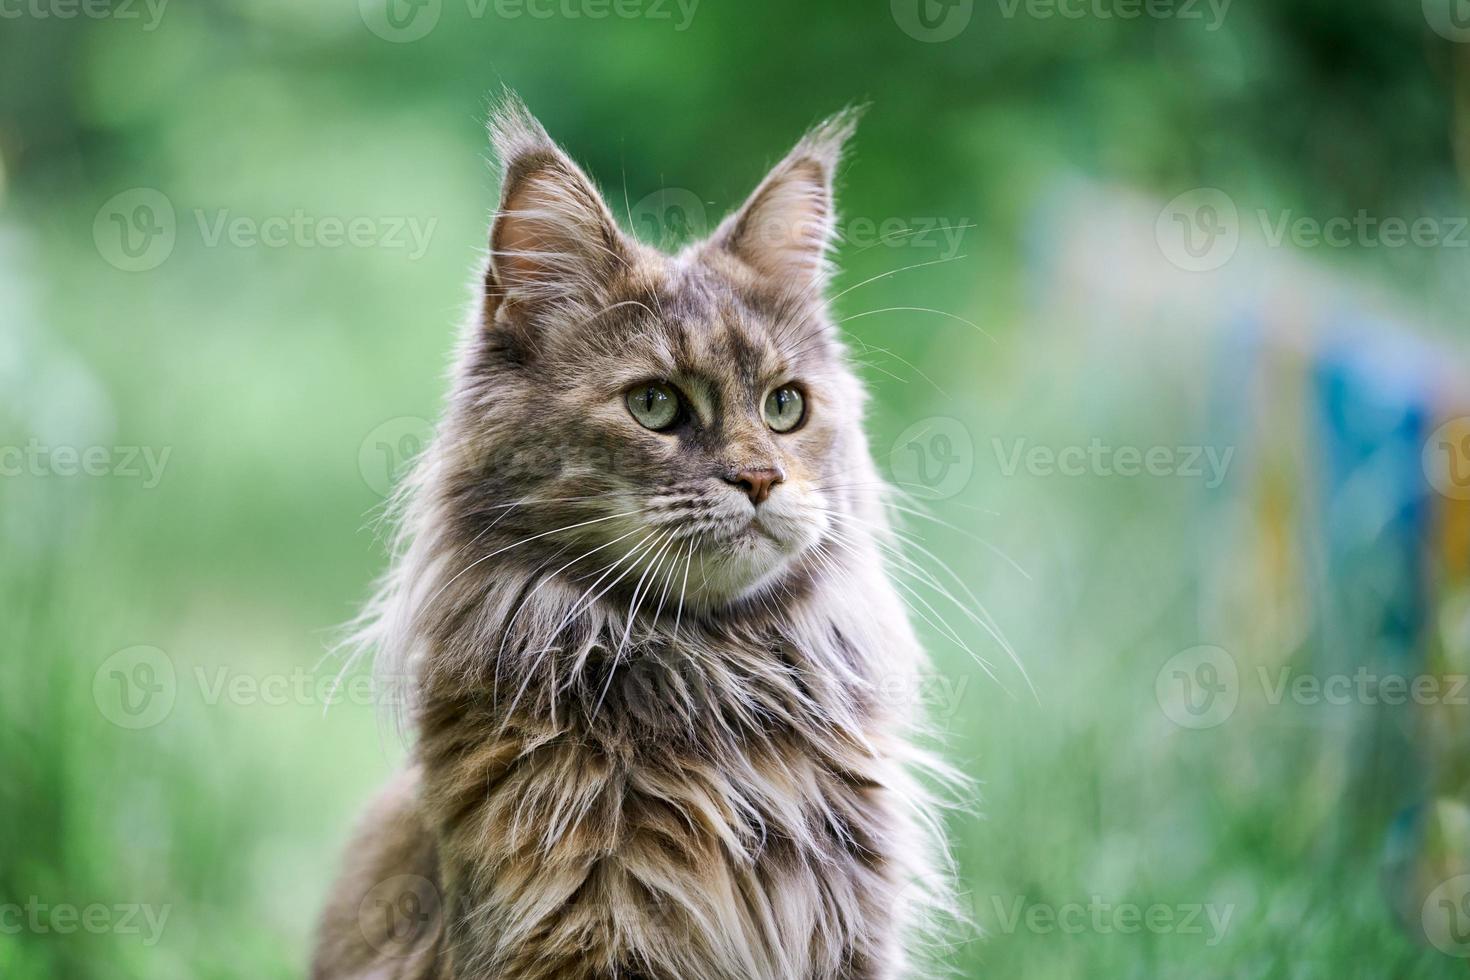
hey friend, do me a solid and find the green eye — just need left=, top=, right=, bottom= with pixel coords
left=763, top=385, right=806, bottom=433
left=626, top=382, right=680, bottom=431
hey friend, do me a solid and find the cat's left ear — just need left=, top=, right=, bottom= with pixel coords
left=710, top=107, right=863, bottom=296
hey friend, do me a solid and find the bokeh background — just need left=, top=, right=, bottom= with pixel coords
left=3, top=1, right=1470, bottom=976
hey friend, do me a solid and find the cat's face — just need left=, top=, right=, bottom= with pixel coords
left=442, top=102, right=870, bottom=610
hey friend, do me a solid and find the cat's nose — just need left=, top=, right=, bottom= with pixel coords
left=724, top=467, right=785, bottom=506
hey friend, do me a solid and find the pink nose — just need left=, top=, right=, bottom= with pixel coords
left=725, top=468, right=784, bottom=505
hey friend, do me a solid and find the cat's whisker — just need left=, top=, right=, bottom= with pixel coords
left=828, top=253, right=968, bottom=303
left=883, top=482, right=1006, bottom=520
left=496, top=524, right=648, bottom=669
left=839, top=306, right=995, bottom=344
left=426, top=492, right=632, bottom=627
left=473, top=493, right=631, bottom=510
left=806, top=485, right=1019, bottom=580
left=593, top=528, right=677, bottom=718
left=806, top=480, right=894, bottom=495
left=825, top=510, right=1035, bottom=699
left=424, top=508, right=644, bottom=616
left=866, top=511, right=1024, bottom=628
left=619, top=156, right=634, bottom=239
left=559, top=529, right=665, bottom=632
left=671, top=533, right=700, bottom=643
left=441, top=488, right=543, bottom=574
left=851, top=359, right=910, bottom=388
left=649, top=531, right=692, bottom=630
left=820, top=522, right=998, bottom=676
left=846, top=339, right=950, bottom=398
left=614, top=528, right=679, bottom=657
left=884, top=503, right=1032, bottom=581
left=504, top=530, right=661, bottom=723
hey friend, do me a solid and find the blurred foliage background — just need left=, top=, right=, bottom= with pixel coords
left=2, top=0, right=1469, bottom=976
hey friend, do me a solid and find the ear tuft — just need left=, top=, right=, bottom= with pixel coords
left=788, top=104, right=865, bottom=174
left=487, top=91, right=557, bottom=172
left=484, top=91, right=629, bottom=322
left=710, top=106, right=865, bottom=296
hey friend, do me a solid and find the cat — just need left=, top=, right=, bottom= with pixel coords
left=311, top=94, right=957, bottom=980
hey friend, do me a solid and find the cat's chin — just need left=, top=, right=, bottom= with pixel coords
left=680, top=526, right=812, bottom=610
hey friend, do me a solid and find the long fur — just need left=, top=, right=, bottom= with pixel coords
left=313, top=94, right=960, bottom=980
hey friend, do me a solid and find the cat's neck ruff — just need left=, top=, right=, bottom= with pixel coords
left=381, top=508, right=916, bottom=744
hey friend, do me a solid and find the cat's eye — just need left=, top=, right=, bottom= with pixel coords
left=626, top=382, right=681, bottom=431
left=763, top=385, right=806, bottom=433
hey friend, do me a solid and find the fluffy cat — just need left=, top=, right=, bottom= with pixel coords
left=312, top=95, right=955, bottom=980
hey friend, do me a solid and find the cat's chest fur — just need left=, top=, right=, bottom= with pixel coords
left=414, top=635, right=909, bottom=980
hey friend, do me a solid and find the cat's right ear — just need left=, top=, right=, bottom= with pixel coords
left=708, top=107, right=862, bottom=299
left=483, top=96, right=629, bottom=327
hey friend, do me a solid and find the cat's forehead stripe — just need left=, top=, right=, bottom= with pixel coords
left=666, top=267, right=790, bottom=380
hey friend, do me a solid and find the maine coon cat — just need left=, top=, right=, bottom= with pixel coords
left=312, top=95, right=956, bottom=980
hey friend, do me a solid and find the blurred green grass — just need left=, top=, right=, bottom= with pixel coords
left=2, top=1, right=1468, bottom=976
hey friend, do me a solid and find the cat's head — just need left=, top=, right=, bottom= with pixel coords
left=436, top=97, right=875, bottom=612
